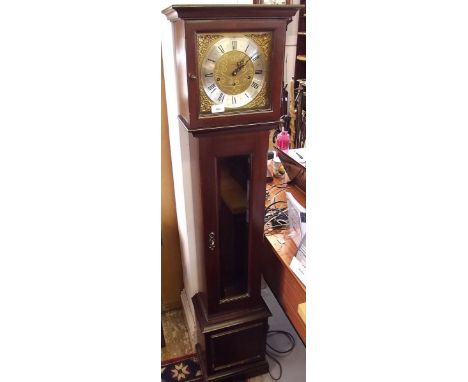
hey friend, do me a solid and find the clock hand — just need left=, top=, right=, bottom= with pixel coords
left=231, top=54, right=255, bottom=76
left=242, top=55, right=254, bottom=67
left=231, top=60, right=244, bottom=76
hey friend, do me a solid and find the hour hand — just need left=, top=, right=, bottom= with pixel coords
left=231, top=60, right=245, bottom=76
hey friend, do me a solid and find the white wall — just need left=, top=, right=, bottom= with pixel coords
left=285, top=0, right=302, bottom=85
left=161, top=13, right=198, bottom=313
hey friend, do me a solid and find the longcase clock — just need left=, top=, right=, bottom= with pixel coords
left=162, top=5, right=300, bottom=381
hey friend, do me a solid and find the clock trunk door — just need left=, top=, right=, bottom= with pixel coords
left=198, top=130, right=269, bottom=314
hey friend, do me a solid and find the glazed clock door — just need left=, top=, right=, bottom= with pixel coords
left=199, top=129, right=269, bottom=314
left=197, top=32, right=272, bottom=113
left=182, top=18, right=288, bottom=130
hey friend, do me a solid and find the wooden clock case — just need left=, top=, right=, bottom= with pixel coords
left=162, top=5, right=301, bottom=381
left=163, top=5, right=299, bottom=131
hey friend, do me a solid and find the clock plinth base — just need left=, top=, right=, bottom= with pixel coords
left=195, top=344, right=269, bottom=382
left=192, top=293, right=271, bottom=382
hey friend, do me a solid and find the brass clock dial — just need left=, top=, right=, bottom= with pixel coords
left=197, top=32, right=272, bottom=114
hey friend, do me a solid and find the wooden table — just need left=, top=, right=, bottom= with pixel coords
left=262, top=160, right=306, bottom=344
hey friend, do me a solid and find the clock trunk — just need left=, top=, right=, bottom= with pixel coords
left=189, top=127, right=270, bottom=315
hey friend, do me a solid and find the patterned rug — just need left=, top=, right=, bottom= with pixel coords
left=161, top=353, right=203, bottom=382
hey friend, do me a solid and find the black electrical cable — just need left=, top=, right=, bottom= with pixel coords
left=266, top=350, right=283, bottom=380
left=265, top=223, right=289, bottom=230
left=264, top=203, right=289, bottom=234
left=267, top=330, right=296, bottom=353
left=265, top=200, right=288, bottom=211
left=265, top=330, right=296, bottom=380
left=264, top=212, right=288, bottom=231
left=266, top=183, right=289, bottom=200
left=267, top=182, right=289, bottom=191
left=269, top=188, right=287, bottom=200
left=265, top=187, right=288, bottom=200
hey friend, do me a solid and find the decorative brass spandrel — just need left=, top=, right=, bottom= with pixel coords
left=199, top=87, right=212, bottom=113
left=247, top=81, right=270, bottom=110
left=245, top=33, right=272, bottom=63
left=197, top=33, right=223, bottom=113
left=244, top=32, right=271, bottom=110
left=197, top=34, right=224, bottom=61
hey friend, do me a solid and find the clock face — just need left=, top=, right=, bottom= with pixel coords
left=197, top=32, right=272, bottom=115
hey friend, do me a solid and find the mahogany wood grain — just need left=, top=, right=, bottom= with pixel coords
left=298, top=302, right=306, bottom=323
left=263, top=238, right=306, bottom=344
left=196, top=129, right=270, bottom=314
left=263, top=159, right=306, bottom=344
left=193, top=292, right=270, bottom=381
left=162, top=5, right=301, bottom=23
left=172, top=21, right=189, bottom=121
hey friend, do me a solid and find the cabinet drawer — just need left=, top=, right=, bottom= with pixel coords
left=207, top=321, right=267, bottom=373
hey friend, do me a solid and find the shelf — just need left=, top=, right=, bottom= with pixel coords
left=298, top=303, right=306, bottom=323
left=294, top=0, right=306, bottom=91
left=296, top=55, right=306, bottom=62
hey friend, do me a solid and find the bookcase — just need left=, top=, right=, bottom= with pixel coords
left=294, top=0, right=306, bottom=84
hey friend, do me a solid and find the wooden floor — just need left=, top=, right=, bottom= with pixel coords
left=161, top=309, right=193, bottom=361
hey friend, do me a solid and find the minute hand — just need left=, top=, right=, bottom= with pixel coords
left=232, top=54, right=257, bottom=76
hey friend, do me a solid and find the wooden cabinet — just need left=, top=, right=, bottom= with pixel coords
left=162, top=5, right=301, bottom=381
